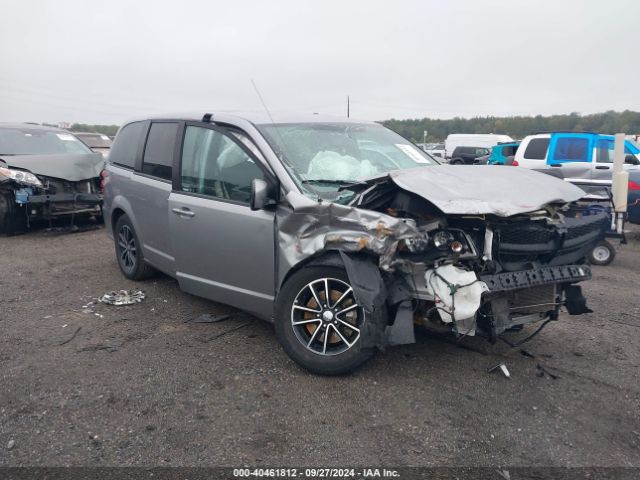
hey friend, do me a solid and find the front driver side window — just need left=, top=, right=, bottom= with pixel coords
left=180, top=126, right=264, bottom=204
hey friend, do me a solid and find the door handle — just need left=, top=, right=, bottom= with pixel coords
left=172, top=207, right=195, bottom=218
left=550, top=163, right=563, bottom=168
left=595, top=166, right=610, bottom=170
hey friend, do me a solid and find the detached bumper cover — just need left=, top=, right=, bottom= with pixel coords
left=480, top=264, right=591, bottom=293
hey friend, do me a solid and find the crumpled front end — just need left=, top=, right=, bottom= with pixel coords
left=277, top=171, right=607, bottom=349
left=0, top=153, right=104, bottom=230
left=1, top=172, right=103, bottom=226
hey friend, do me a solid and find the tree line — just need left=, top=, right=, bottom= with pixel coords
left=382, top=110, right=640, bottom=143
left=65, top=110, right=640, bottom=142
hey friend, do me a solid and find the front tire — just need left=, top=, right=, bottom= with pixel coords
left=114, top=214, right=155, bottom=280
left=0, top=191, right=26, bottom=235
left=275, top=266, right=374, bottom=375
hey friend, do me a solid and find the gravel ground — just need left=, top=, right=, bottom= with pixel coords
left=0, top=224, right=639, bottom=467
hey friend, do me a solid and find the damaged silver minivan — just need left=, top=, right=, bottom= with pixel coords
left=104, top=113, right=607, bottom=374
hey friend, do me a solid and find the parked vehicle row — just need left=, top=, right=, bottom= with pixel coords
left=445, top=131, right=640, bottom=226
left=103, top=112, right=605, bottom=374
left=444, top=134, right=513, bottom=160
left=514, top=132, right=640, bottom=198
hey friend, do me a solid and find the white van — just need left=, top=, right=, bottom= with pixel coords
left=445, top=134, right=514, bottom=159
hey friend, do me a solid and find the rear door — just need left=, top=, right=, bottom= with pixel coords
left=130, top=121, right=179, bottom=275
left=546, top=133, right=594, bottom=192
left=168, top=123, right=276, bottom=319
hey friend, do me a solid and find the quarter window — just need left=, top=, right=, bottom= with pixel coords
left=523, top=138, right=549, bottom=160
left=180, top=126, right=264, bottom=204
left=110, top=121, right=146, bottom=168
left=142, top=122, right=178, bottom=181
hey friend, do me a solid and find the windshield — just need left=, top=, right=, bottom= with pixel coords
left=0, top=128, right=93, bottom=155
left=258, top=122, right=437, bottom=199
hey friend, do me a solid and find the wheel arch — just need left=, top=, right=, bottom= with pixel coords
left=107, top=195, right=139, bottom=240
left=278, top=250, right=347, bottom=295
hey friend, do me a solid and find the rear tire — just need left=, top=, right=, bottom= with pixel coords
left=588, top=240, right=615, bottom=266
left=450, top=158, right=464, bottom=165
left=114, top=214, right=156, bottom=280
left=274, top=266, right=375, bottom=375
left=0, top=191, right=26, bottom=235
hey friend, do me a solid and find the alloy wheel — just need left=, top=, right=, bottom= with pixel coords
left=290, top=277, right=363, bottom=356
left=118, top=225, right=137, bottom=272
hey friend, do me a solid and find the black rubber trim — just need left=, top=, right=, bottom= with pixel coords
left=23, top=193, right=103, bottom=204
left=480, top=264, right=591, bottom=292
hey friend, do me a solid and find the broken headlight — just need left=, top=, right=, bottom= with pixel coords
left=433, top=230, right=455, bottom=249
left=0, top=167, right=43, bottom=188
left=432, top=229, right=476, bottom=256
left=401, top=232, right=430, bottom=252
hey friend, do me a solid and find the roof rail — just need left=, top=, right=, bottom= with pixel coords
left=533, top=131, right=599, bottom=135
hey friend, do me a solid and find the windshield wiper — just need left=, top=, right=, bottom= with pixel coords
left=301, top=179, right=358, bottom=186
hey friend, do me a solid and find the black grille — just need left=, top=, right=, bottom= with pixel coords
left=565, top=215, right=609, bottom=240
left=499, top=224, right=555, bottom=244
left=493, top=212, right=608, bottom=270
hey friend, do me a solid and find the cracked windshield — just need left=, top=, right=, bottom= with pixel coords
left=258, top=122, right=437, bottom=200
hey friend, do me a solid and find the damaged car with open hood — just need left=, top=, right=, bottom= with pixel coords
left=103, top=113, right=607, bottom=374
left=0, top=123, right=105, bottom=233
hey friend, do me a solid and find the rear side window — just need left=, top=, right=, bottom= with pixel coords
left=109, top=121, right=146, bottom=168
left=503, top=145, right=518, bottom=156
left=523, top=138, right=549, bottom=160
left=553, top=137, right=589, bottom=162
left=142, top=122, right=178, bottom=181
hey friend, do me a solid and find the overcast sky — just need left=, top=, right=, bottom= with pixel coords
left=0, top=0, right=638, bottom=125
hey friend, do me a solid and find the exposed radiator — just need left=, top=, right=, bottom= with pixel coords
left=509, top=284, right=557, bottom=313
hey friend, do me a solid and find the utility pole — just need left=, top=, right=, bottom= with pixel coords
left=347, top=96, right=350, bottom=118
left=423, top=130, right=428, bottom=145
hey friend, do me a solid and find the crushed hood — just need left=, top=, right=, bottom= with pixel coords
left=379, top=165, right=585, bottom=216
left=0, top=153, right=105, bottom=182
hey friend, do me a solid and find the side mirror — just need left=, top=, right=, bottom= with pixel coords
left=250, top=178, right=269, bottom=211
left=625, top=154, right=640, bottom=166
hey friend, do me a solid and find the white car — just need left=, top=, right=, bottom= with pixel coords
left=424, top=142, right=445, bottom=159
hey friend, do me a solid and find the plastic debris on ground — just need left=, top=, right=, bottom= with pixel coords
left=99, top=290, right=146, bottom=306
left=81, top=298, right=103, bottom=318
left=487, top=362, right=511, bottom=378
